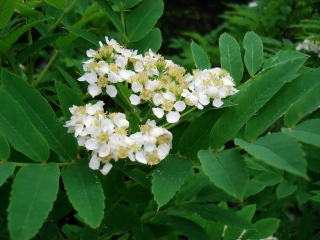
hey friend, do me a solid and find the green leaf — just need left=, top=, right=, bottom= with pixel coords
left=209, top=57, right=306, bottom=150
left=57, top=67, right=82, bottom=94
left=0, top=17, right=51, bottom=51
left=122, top=0, right=142, bottom=9
left=126, top=0, right=164, bottom=42
left=243, top=31, right=263, bottom=76
left=8, top=163, right=60, bottom=240
left=0, top=162, right=15, bottom=187
left=105, top=204, right=141, bottom=231
left=55, top=81, right=84, bottom=120
left=263, top=50, right=307, bottom=70
left=0, top=0, right=19, bottom=29
left=44, top=0, right=67, bottom=10
left=198, top=149, right=248, bottom=199
left=235, top=132, right=306, bottom=177
left=96, top=0, right=127, bottom=40
left=61, top=159, right=105, bottom=228
left=245, top=68, right=320, bottom=141
left=158, top=215, right=209, bottom=240
left=152, top=155, right=192, bottom=208
left=182, top=203, right=253, bottom=230
left=242, top=218, right=280, bottom=240
left=219, top=33, right=243, bottom=84
left=0, top=134, right=10, bottom=160
left=2, top=70, right=77, bottom=161
left=191, top=41, right=211, bottom=70
left=284, top=83, right=320, bottom=127
left=276, top=180, right=297, bottom=199
left=130, top=28, right=162, bottom=54
left=0, top=91, right=49, bottom=162
left=179, top=110, right=221, bottom=158
left=65, top=27, right=100, bottom=46
left=282, top=119, right=320, bottom=148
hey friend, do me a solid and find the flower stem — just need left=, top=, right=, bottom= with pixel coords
left=141, top=107, right=153, bottom=123
left=34, top=49, right=59, bottom=86
left=2, top=161, right=75, bottom=168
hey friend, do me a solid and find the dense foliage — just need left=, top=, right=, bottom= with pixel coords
left=0, top=0, right=320, bottom=239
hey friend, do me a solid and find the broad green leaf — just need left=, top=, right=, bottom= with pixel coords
left=219, top=33, right=243, bottom=84
left=44, top=0, right=67, bottom=10
left=158, top=215, right=209, bottom=240
left=243, top=31, right=263, bottom=76
left=284, top=83, right=320, bottom=127
left=263, top=50, right=307, bottom=69
left=282, top=119, right=320, bottom=148
left=0, top=17, right=50, bottom=51
left=209, top=58, right=306, bottom=150
left=152, top=155, right=192, bottom=208
left=182, top=203, right=253, bottom=230
left=276, top=180, right=297, bottom=199
left=242, top=218, right=280, bottom=240
left=122, top=0, right=142, bottom=9
left=179, top=110, right=221, bottom=158
left=96, top=0, right=127, bottom=40
left=65, top=27, right=100, bottom=46
left=0, top=91, right=49, bottom=162
left=245, top=68, right=320, bottom=141
left=61, top=159, right=105, bottom=228
left=105, top=204, right=141, bottom=231
left=244, top=179, right=265, bottom=197
left=17, top=34, right=62, bottom=64
left=2, top=70, right=77, bottom=160
left=57, top=67, right=82, bottom=94
left=198, top=149, right=248, bottom=199
left=8, top=163, right=60, bottom=240
left=55, top=81, right=84, bottom=120
left=0, top=0, right=19, bottom=29
left=235, top=132, right=306, bottom=177
left=0, top=162, right=15, bottom=187
left=126, top=0, right=164, bottom=42
left=130, top=28, right=162, bottom=54
left=0, top=134, right=10, bottom=160
left=191, top=41, right=211, bottom=70
left=16, top=2, right=43, bottom=19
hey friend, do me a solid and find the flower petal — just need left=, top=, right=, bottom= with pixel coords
left=106, top=85, right=117, bottom=97
left=166, top=111, right=180, bottom=123
left=213, top=98, right=224, bottom=107
left=130, top=94, right=141, bottom=105
left=100, top=162, right=113, bottom=175
left=174, top=101, right=186, bottom=112
left=89, top=154, right=100, bottom=170
left=85, top=138, right=99, bottom=150
left=152, top=108, right=164, bottom=118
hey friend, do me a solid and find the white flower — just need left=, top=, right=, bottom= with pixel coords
left=152, top=108, right=164, bottom=118
left=166, top=111, right=180, bottom=123
left=85, top=138, right=99, bottom=150
left=106, top=85, right=117, bottom=97
left=78, top=72, right=97, bottom=84
left=88, top=84, right=102, bottom=97
left=100, top=162, right=113, bottom=175
left=130, top=94, right=141, bottom=105
left=89, top=154, right=100, bottom=170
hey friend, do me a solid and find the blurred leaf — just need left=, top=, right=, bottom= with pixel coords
left=105, top=204, right=141, bottom=231
left=219, top=33, right=243, bottom=84
left=263, top=50, right=307, bottom=69
left=182, top=203, right=254, bottom=230
left=243, top=31, right=263, bottom=76
left=126, top=0, right=164, bottom=42
left=158, top=215, right=209, bottom=240
left=61, top=159, right=105, bottom=228
left=152, top=155, right=192, bottom=208
left=276, top=180, right=297, bottom=199
left=284, top=84, right=320, bottom=127
left=191, top=41, right=210, bottom=70
left=0, top=134, right=10, bottom=160
left=282, top=119, right=320, bottom=148
left=124, top=184, right=152, bottom=204
left=0, top=17, right=51, bottom=51
left=44, top=0, right=66, bottom=10
left=2, top=70, right=77, bottom=161
left=0, top=0, right=19, bottom=29
left=198, top=149, right=248, bottom=199
left=130, top=28, right=162, bottom=54
left=16, top=2, right=43, bottom=19
left=209, top=57, right=306, bottom=150
left=57, top=67, right=82, bottom=94
left=8, top=163, right=60, bottom=240
left=122, top=0, right=142, bottom=9
left=0, top=162, right=14, bottom=187
left=133, top=226, right=154, bottom=240
left=39, top=222, right=59, bottom=240
left=0, top=91, right=49, bottom=162
left=96, top=0, right=127, bottom=40
left=65, top=27, right=100, bottom=46
left=55, top=81, right=84, bottom=120
left=242, top=218, right=280, bottom=240
left=245, top=68, right=320, bottom=141
left=235, top=132, right=306, bottom=177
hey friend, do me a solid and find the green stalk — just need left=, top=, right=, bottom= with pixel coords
left=34, top=49, right=59, bottom=86
left=141, top=107, right=153, bottom=123
left=10, top=161, right=75, bottom=167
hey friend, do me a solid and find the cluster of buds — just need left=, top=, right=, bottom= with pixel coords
left=78, top=37, right=238, bottom=123
left=296, top=39, right=320, bottom=57
left=64, top=101, right=172, bottom=174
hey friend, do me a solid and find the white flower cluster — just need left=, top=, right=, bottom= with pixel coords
left=296, top=39, right=320, bottom=57
left=64, top=101, right=172, bottom=174
left=78, top=37, right=238, bottom=123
